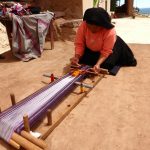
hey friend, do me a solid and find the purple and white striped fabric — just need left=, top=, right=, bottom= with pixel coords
left=0, top=66, right=89, bottom=142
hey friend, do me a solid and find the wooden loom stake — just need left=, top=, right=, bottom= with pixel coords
left=50, top=73, right=54, bottom=83
left=10, top=93, right=16, bottom=106
left=23, top=114, right=30, bottom=132
left=80, top=83, right=85, bottom=93
left=47, top=109, right=52, bottom=125
left=20, top=130, right=47, bottom=149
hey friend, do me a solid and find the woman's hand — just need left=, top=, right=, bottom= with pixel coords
left=70, top=56, right=79, bottom=66
left=93, top=64, right=101, bottom=73
left=70, top=54, right=81, bottom=66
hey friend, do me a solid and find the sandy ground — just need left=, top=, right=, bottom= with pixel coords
left=0, top=17, right=150, bottom=150
left=113, top=17, right=150, bottom=44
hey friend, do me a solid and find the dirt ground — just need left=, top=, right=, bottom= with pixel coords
left=0, top=18, right=150, bottom=150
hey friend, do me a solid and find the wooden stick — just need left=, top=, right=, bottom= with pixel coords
left=9, top=139, right=20, bottom=149
left=70, top=64, right=81, bottom=68
left=99, top=68, right=109, bottom=75
left=0, top=107, right=1, bottom=113
left=20, top=130, right=47, bottom=149
left=86, top=70, right=100, bottom=75
left=43, top=73, right=59, bottom=79
left=10, top=93, right=16, bottom=106
left=86, top=68, right=109, bottom=75
left=47, top=109, right=52, bottom=125
left=11, top=132, right=43, bottom=150
left=23, top=114, right=30, bottom=132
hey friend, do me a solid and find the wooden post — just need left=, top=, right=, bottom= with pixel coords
left=49, top=20, right=54, bottom=50
left=23, top=114, right=30, bottom=132
left=126, top=0, right=134, bottom=16
left=10, top=93, right=16, bottom=106
left=11, top=132, right=43, bottom=150
left=20, top=130, right=47, bottom=149
left=47, top=109, right=52, bottom=125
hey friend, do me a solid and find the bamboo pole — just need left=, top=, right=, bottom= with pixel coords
left=23, top=114, right=30, bottom=132
left=9, top=139, right=20, bottom=149
left=20, top=130, right=47, bottom=149
left=11, top=132, right=43, bottom=150
left=10, top=93, right=16, bottom=106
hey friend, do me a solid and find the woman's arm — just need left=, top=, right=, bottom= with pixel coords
left=70, top=22, right=86, bottom=65
left=70, top=54, right=81, bottom=65
left=93, top=55, right=107, bottom=72
left=93, top=29, right=116, bottom=72
left=74, top=22, right=86, bottom=56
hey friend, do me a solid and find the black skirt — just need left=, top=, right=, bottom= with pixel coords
left=79, top=36, right=137, bottom=70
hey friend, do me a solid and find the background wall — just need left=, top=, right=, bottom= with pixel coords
left=33, top=0, right=85, bottom=18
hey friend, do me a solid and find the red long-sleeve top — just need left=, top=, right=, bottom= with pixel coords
left=75, top=21, right=116, bottom=58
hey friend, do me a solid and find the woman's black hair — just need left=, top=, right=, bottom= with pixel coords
left=83, top=7, right=114, bottom=29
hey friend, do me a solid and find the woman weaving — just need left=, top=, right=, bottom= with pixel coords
left=70, top=7, right=137, bottom=75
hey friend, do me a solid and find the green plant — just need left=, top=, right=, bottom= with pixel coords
left=93, top=0, right=100, bottom=7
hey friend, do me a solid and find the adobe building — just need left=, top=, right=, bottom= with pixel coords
left=28, top=0, right=134, bottom=41
left=115, top=0, right=134, bottom=17
left=30, top=0, right=134, bottom=19
left=30, top=0, right=112, bottom=19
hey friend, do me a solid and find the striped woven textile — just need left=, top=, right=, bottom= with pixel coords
left=0, top=66, right=89, bottom=142
left=12, top=12, right=54, bottom=61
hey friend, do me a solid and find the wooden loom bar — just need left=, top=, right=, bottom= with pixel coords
left=9, top=139, right=20, bottom=149
left=20, top=130, right=47, bottom=149
left=11, top=132, right=43, bottom=150
left=71, top=65, right=109, bottom=75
